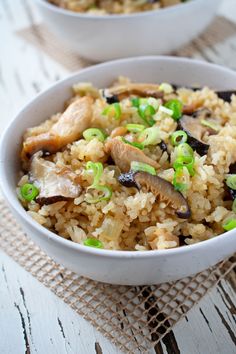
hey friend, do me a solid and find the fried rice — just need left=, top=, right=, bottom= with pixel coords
left=48, top=0, right=185, bottom=15
left=17, top=77, right=236, bottom=251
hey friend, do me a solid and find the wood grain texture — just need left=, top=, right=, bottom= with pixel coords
left=0, top=0, right=236, bottom=353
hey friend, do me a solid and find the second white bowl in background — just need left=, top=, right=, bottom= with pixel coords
left=34, top=0, right=221, bottom=62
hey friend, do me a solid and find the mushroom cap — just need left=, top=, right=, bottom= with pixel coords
left=30, top=152, right=81, bottom=205
left=118, top=171, right=191, bottom=219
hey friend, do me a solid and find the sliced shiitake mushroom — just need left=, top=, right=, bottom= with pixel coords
left=102, top=89, right=119, bottom=104
left=118, top=171, right=191, bottom=219
left=216, top=90, right=236, bottom=103
left=178, top=114, right=210, bottom=156
left=171, top=85, right=236, bottom=103
left=104, top=83, right=164, bottom=101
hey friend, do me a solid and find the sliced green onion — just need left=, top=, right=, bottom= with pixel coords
left=164, top=99, right=183, bottom=120
left=126, top=124, right=145, bottom=133
left=173, top=168, right=188, bottom=192
left=102, top=102, right=121, bottom=120
left=139, top=98, right=149, bottom=105
left=176, top=143, right=194, bottom=158
left=122, top=138, right=144, bottom=150
left=173, top=155, right=195, bottom=176
left=159, top=105, right=174, bottom=116
left=83, top=128, right=106, bottom=142
left=131, top=161, right=156, bottom=175
left=201, top=119, right=220, bottom=132
left=138, top=127, right=160, bottom=146
left=20, top=183, right=39, bottom=202
left=86, top=161, right=103, bottom=187
left=85, top=185, right=112, bottom=204
left=223, top=218, right=236, bottom=231
left=83, top=238, right=103, bottom=249
left=147, top=97, right=159, bottom=110
left=138, top=104, right=156, bottom=126
left=171, top=130, right=188, bottom=146
left=159, top=83, right=173, bottom=94
left=131, top=97, right=140, bottom=107
left=226, top=175, right=236, bottom=190
left=232, top=199, right=236, bottom=213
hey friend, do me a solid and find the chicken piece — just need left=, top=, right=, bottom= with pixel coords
left=110, top=126, right=128, bottom=138
left=105, top=138, right=158, bottom=172
left=21, top=97, right=93, bottom=160
left=30, top=152, right=81, bottom=205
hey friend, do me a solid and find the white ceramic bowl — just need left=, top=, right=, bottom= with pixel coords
left=34, top=0, right=221, bottom=62
left=1, top=56, right=236, bottom=285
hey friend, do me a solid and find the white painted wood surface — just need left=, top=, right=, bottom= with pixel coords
left=0, top=0, right=236, bottom=353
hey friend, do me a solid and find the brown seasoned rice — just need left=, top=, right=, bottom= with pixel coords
left=17, top=78, right=236, bottom=251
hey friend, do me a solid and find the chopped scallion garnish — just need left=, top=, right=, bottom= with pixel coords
left=102, top=102, right=121, bottom=120
left=173, top=156, right=195, bottom=176
left=86, top=161, right=103, bottom=187
left=138, top=104, right=156, bottom=126
left=126, top=124, right=145, bottom=133
left=173, top=168, right=188, bottom=192
left=138, top=127, right=160, bottom=146
left=171, top=130, right=188, bottom=146
left=176, top=143, right=194, bottom=158
left=223, top=218, right=236, bottom=231
left=83, top=128, right=107, bottom=142
left=201, top=119, right=220, bottom=132
left=122, top=138, right=144, bottom=150
left=83, top=238, right=103, bottom=249
left=226, top=175, right=236, bottom=190
left=85, top=161, right=112, bottom=204
left=20, top=183, right=39, bottom=202
left=131, top=97, right=140, bottom=107
left=164, top=99, right=183, bottom=120
left=131, top=161, right=156, bottom=175
left=85, top=185, right=112, bottom=204
left=159, top=83, right=173, bottom=94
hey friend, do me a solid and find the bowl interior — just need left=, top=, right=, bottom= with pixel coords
left=1, top=56, right=236, bottom=253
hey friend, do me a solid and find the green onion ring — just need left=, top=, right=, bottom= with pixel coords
left=86, top=161, right=103, bottom=187
left=85, top=185, right=112, bottom=204
left=126, top=124, right=145, bottom=133
left=164, top=99, right=183, bottom=121
left=226, top=175, right=236, bottom=190
left=173, top=155, right=195, bottom=176
left=171, top=130, right=188, bottom=146
left=138, top=104, right=156, bottom=126
left=138, top=127, right=160, bottom=146
left=173, top=168, right=188, bottom=192
left=83, top=238, right=103, bottom=248
left=131, top=161, right=156, bottom=176
left=223, top=218, right=236, bottom=231
left=176, top=143, right=194, bottom=158
left=102, top=102, right=121, bottom=120
left=83, top=128, right=107, bottom=142
left=20, top=183, right=39, bottom=202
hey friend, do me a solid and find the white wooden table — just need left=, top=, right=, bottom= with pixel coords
left=1, top=1, right=236, bottom=353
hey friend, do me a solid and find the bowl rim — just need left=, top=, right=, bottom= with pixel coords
left=1, top=55, right=236, bottom=260
left=34, top=0, right=199, bottom=20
